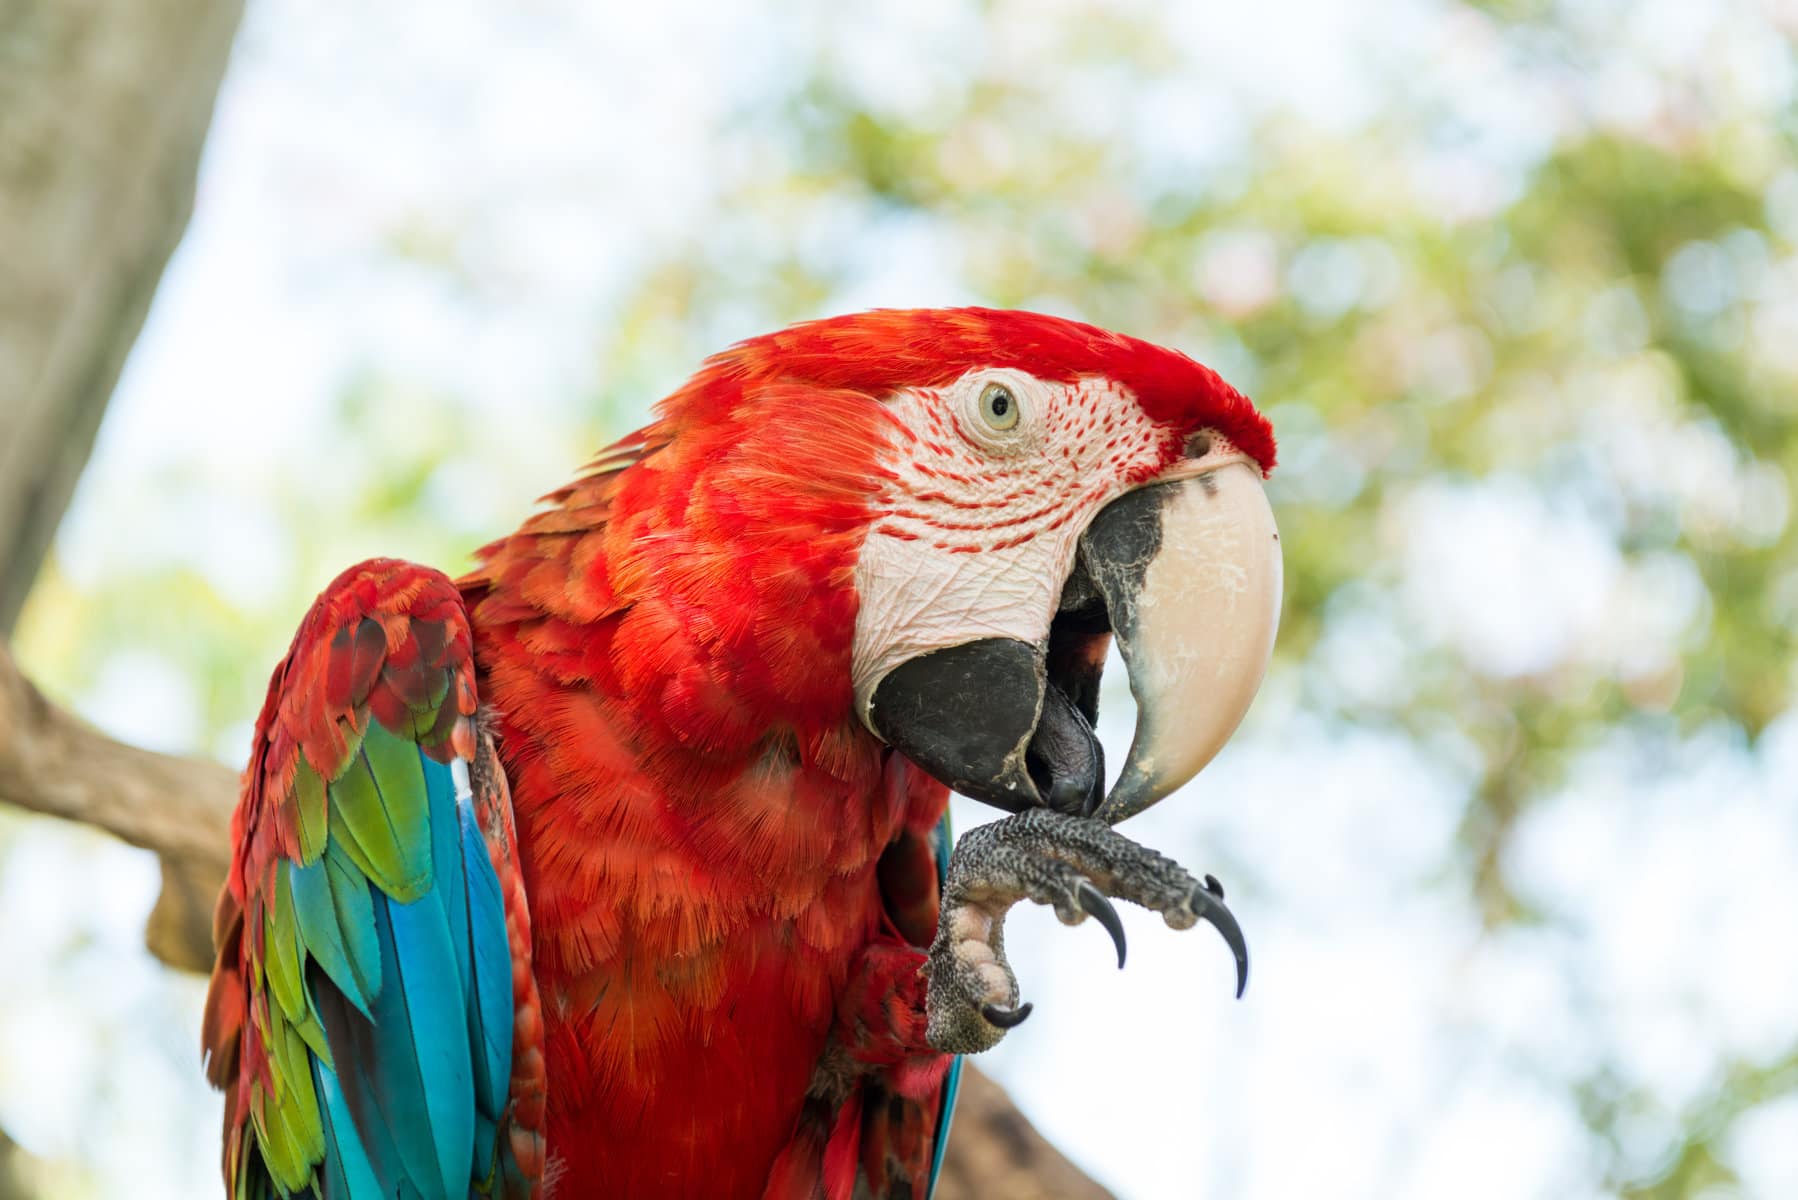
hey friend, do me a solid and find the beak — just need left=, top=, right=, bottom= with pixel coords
left=1083, top=460, right=1282, bottom=822
left=867, top=459, right=1282, bottom=821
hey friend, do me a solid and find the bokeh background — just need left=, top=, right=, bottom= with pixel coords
left=5, top=0, right=1798, bottom=1196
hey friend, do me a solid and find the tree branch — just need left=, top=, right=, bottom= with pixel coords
left=0, top=643, right=234, bottom=872
left=0, top=640, right=233, bottom=969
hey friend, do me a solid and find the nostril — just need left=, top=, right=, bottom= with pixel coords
left=1185, top=431, right=1213, bottom=459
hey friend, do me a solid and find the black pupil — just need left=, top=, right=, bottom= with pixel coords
left=990, top=391, right=1010, bottom=417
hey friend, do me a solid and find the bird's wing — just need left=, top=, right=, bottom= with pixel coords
left=201, top=560, right=545, bottom=1199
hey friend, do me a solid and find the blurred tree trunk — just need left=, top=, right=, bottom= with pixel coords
left=0, top=0, right=244, bottom=634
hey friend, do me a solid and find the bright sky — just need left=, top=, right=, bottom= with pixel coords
left=6, top=0, right=1797, bottom=1197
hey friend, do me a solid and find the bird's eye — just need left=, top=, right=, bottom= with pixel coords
left=979, top=383, right=1020, bottom=431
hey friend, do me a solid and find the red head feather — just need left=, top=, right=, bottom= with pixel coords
left=670, top=307, right=1276, bottom=474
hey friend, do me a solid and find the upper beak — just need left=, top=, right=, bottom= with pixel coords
left=868, top=459, right=1282, bottom=822
left=1084, top=461, right=1283, bottom=822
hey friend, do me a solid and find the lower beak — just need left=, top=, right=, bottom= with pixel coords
left=867, top=460, right=1282, bottom=820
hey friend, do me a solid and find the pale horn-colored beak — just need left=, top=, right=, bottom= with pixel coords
left=1079, top=460, right=1283, bottom=824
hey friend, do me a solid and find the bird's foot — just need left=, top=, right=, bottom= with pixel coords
left=923, top=808, right=1248, bottom=1054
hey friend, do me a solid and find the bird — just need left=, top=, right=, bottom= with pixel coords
left=200, top=306, right=1282, bottom=1199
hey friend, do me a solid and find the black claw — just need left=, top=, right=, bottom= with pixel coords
left=1075, top=879, right=1127, bottom=969
left=982, top=1001, right=1034, bottom=1029
left=1191, top=885, right=1250, bottom=999
left=1204, top=873, right=1225, bottom=900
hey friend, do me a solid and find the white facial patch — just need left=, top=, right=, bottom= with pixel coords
left=850, top=368, right=1175, bottom=728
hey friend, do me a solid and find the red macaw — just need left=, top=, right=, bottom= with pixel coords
left=201, top=307, right=1282, bottom=1199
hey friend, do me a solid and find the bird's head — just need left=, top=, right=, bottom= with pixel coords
left=657, top=307, right=1281, bottom=823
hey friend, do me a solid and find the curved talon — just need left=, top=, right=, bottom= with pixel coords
left=1076, top=879, right=1127, bottom=969
left=1192, top=884, right=1250, bottom=999
left=982, top=1001, right=1034, bottom=1029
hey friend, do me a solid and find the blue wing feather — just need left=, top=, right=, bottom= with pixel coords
left=291, top=856, right=372, bottom=1020
left=312, top=952, right=415, bottom=1194
left=384, top=848, right=478, bottom=1194
left=313, top=1058, right=379, bottom=1200
left=459, top=792, right=515, bottom=1124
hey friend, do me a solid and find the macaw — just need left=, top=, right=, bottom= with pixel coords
left=201, top=307, right=1282, bottom=1199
